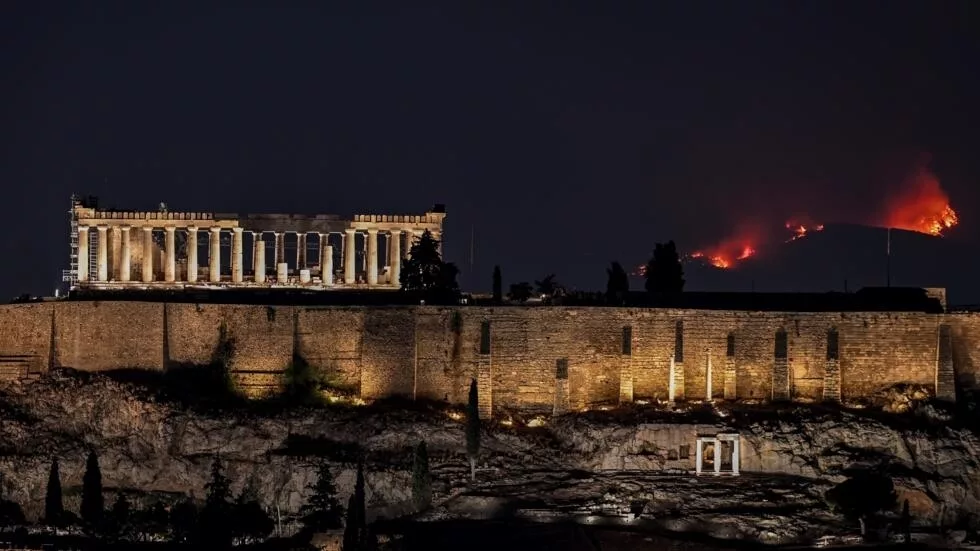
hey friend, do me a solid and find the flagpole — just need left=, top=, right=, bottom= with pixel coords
left=886, top=227, right=891, bottom=288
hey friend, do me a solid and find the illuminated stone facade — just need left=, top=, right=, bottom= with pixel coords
left=66, top=196, right=446, bottom=290
left=0, top=302, right=975, bottom=416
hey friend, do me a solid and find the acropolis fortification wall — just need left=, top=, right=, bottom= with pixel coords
left=1, top=301, right=977, bottom=413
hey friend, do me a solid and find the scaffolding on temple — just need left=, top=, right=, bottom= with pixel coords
left=62, top=195, right=80, bottom=286
left=64, top=194, right=99, bottom=289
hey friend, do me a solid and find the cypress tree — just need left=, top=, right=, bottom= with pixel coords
left=80, top=450, right=104, bottom=528
left=342, top=494, right=359, bottom=551
left=605, top=261, right=629, bottom=304
left=44, top=457, right=63, bottom=526
left=466, top=379, right=481, bottom=481
left=492, top=266, right=502, bottom=303
left=342, top=462, right=368, bottom=550
left=644, top=241, right=685, bottom=294
left=411, top=441, right=432, bottom=510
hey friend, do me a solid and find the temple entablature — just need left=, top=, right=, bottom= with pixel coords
left=64, top=195, right=445, bottom=291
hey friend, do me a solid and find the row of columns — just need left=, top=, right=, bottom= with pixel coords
left=77, top=225, right=435, bottom=285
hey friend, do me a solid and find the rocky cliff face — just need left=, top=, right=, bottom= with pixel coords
left=0, top=371, right=976, bottom=545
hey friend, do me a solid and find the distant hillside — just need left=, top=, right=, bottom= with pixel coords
left=681, top=224, right=961, bottom=300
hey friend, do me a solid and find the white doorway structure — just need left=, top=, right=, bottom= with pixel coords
left=695, top=433, right=740, bottom=476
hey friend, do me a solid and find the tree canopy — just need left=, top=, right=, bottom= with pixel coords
left=644, top=241, right=685, bottom=294
left=199, top=456, right=234, bottom=546
left=824, top=470, right=897, bottom=539
left=300, top=461, right=345, bottom=532
left=606, top=261, right=629, bottom=303
left=507, top=282, right=533, bottom=303
left=232, top=479, right=273, bottom=544
left=400, top=230, right=459, bottom=300
left=534, top=274, right=560, bottom=296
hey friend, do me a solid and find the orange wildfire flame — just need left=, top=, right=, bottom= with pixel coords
left=881, top=162, right=958, bottom=236
left=689, top=242, right=757, bottom=270
left=784, top=221, right=825, bottom=242
left=639, top=159, right=958, bottom=274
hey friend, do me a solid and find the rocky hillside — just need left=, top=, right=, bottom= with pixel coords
left=0, top=370, right=976, bottom=545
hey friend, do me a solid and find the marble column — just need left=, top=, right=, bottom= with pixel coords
left=322, top=244, right=334, bottom=285
left=254, top=242, right=266, bottom=283
left=209, top=227, right=221, bottom=283
left=317, top=233, right=329, bottom=275
left=389, top=229, right=402, bottom=286
left=164, top=227, right=176, bottom=282
left=96, top=226, right=109, bottom=282
left=252, top=232, right=261, bottom=274
left=297, top=232, right=307, bottom=269
left=402, top=230, right=414, bottom=260
left=142, top=228, right=154, bottom=282
left=731, top=437, right=740, bottom=475
left=361, top=232, right=368, bottom=271
left=186, top=227, right=198, bottom=283
left=695, top=438, right=703, bottom=475
left=344, top=229, right=356, bottom=284
left=110, top=227, right=121, bottom=280
left=714, top=439, right=722, bottom=475
left=231, top=227, right=244, bottom=283
left=274, top=232, right=284, bottom=266
left=367, top=229, right=379, bottom=285
left=120, top=226, right=131, bottom=282
left=77, top=226, right=90, bottom=282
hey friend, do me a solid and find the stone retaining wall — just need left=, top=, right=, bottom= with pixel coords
left=0, top=302, right=966, bottom=412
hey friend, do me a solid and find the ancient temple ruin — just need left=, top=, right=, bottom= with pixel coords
left=63, top=195, right=446, bottom=290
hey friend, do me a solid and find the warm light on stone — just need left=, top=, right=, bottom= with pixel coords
left=66, top=196, right=446, bottom=291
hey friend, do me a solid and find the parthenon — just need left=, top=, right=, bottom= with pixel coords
left=64, top=195, right=446, bottom=290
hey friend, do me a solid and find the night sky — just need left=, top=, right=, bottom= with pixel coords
left=3, top=2, right=979, bottom=302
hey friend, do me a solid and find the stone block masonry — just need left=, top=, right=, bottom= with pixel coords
left=0, top=302, right=973, bottom=414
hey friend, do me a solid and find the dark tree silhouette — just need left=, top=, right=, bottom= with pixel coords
left=824, top=471, right=897, bottom=540
left=400, top=230, right=458, bottom=299
left=644, top=241, right=685, bottom=294
left=131, top=502, right=169, bottom=542
left=80, top=450, right=104, bottom=529
left=342, top=494, right=359, bottom=551
left=282, top=353, right=324, bottom=405
left=412, top=441, right=432, bottom=510
left=0, top=499, right=25, bottom=532
left=507, top=282, right=533, bottom=303
left=232, top=479, right=273, bottom=545
left=199, top=456, right=234, bottom=547
left=605, top=261, right=630, bottom=303
left=437, top=262, right=461, bottom=296
left=492, top=266, right=502, bottom=303
left=44, top=457, right=64, bottom=527
left=466, top=379, right=481, bottom=481
left=342, top=462, right=374, bottom=551
left=104, top=494, right=132, bottom=542
left=300, top=461, right=345, bottom=532
left=534, top=274, right=559, bottom=296
left=169, top=497, right=198, bottom=544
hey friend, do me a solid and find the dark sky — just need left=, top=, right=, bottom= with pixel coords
left=3, top=1, right=979, bottom=302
